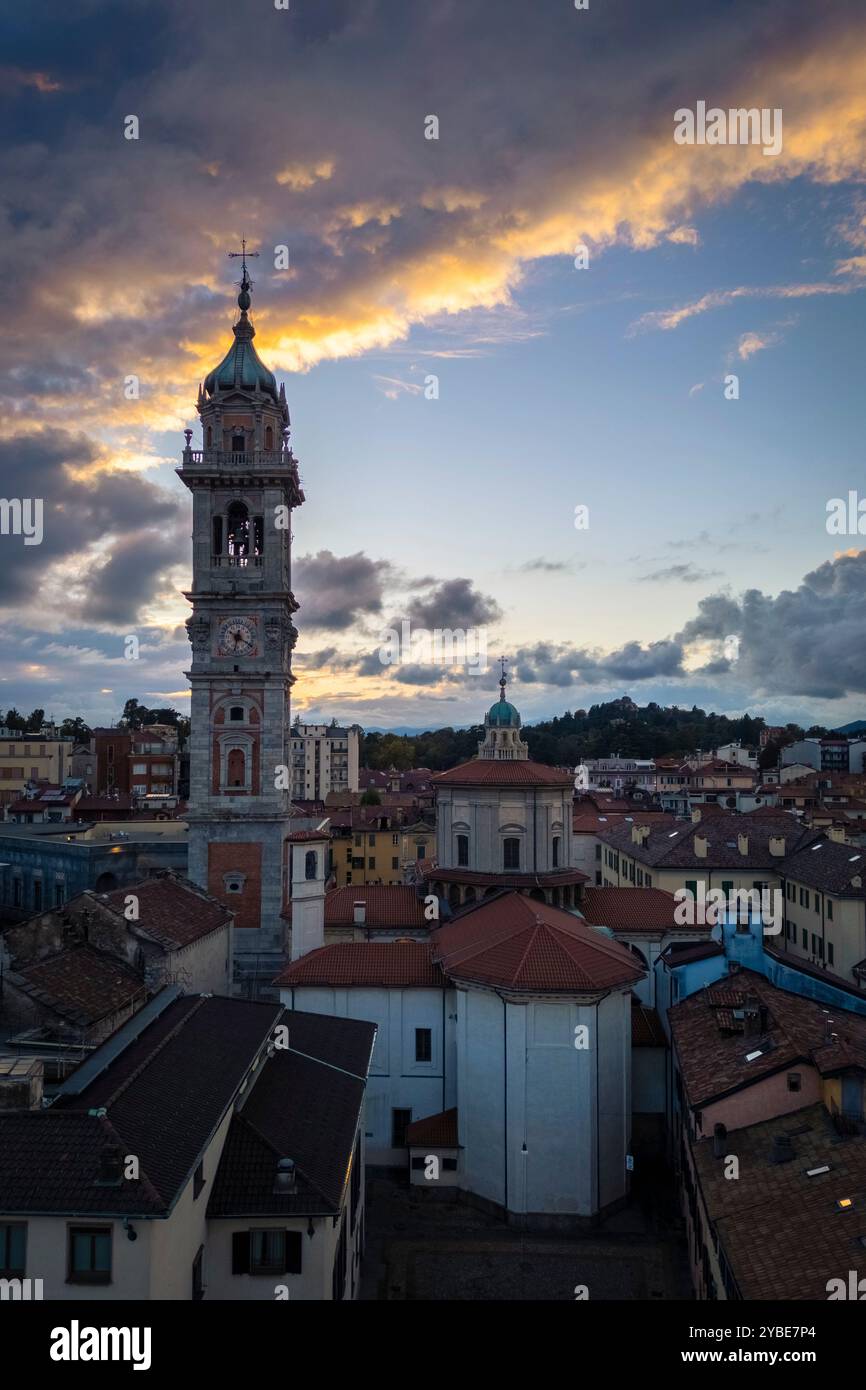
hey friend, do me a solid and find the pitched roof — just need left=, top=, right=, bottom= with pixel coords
left=10, top=946, right=145, bottom=1027
left=207, top=1012, right=376, bottom=1216
left=433, top=759, right=574, bottom=788
left=274, top=942, right=442, bottom=989
left=103, top=874, right=232, bottom=949
left=580, top=886, right=688, bottom=933
left=323, top=884, right=429, bottom=929
left=432, top=892, right=643, bottom=993
left=691, top=1102, right=866, bottom=1300
left=670, top=967, right=866, bottom=1109
left=0, top=997, right=375, bottom=1219
left=596, top=814, right=815, bottom=870
left=781, top=838, right=866, bottom=898
left=406, top=1107, right=459, bottom=1147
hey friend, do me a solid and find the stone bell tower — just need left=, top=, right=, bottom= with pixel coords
left=177, top=246, right=304, bottom=994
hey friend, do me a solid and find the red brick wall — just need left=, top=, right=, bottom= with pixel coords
left=208, top=843, right=262, bottom=930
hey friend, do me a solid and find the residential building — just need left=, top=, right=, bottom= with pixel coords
left=782, top=737, right=866, bottom=775
left=670, top=967, right=866, bottom=1298
left=0, top=737, right=72, bottom=809
left=290, top=721, right=361, bottom=800
left=0, top=994, right=375, bottom=1299
left=577, top=757, right=657, bottom=795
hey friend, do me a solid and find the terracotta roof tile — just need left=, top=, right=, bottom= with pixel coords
left=406, top=1107, right=459, bottom=1147
left=274, top=942, right=441, bottom=988
left=104, top=874, right=232, bottom=949
left=432, top=892, right=643, bottom=993
left=323, top=885, right=428, bottom=928
left=581, top=886, right=689, bottom=932
left=433, top=760, right=574, bottom=788
left=12, top=946, right=145, bottom=1027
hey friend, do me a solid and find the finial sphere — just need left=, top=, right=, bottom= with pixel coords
left=238, top=288, right=251, bottom=311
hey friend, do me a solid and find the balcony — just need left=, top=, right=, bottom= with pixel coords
left=211, top=555, right=263, bottom=568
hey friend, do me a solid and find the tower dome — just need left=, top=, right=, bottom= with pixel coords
left=203, top=275, right=279, bottom=401
left=478, top=661, right=528, bottom=760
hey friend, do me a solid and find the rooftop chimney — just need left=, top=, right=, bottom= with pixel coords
left=694, top=833, right=708, bottom=859
left=353, top=900, right=366, bottom=926
left=738, top=833, right=749, bottom=857
left=691, top=807, right=702, bottom=824
left=768, top=835, right=785, bottom=857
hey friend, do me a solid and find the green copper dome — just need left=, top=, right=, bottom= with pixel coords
left=204, top=317, right=278, bottom=400
left=487, top=697, right=520, bottom=727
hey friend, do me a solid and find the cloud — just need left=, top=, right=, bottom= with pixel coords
left=641, top=563, right=724, bottom=584
left=677, top=552, right=866, bottom=699
left=518, top=558, right=571, bottom=573
left=737, top=329, right=782, bottom=360
left=294, top=550, right=394, bottom=631
left=406, top=577, right=502, bottom=630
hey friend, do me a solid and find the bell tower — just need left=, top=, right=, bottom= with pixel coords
left=178, top=246, right=304, bottom=993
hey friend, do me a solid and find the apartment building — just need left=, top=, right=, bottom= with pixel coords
left=0, top=995, right=376, bottom=1300
left=290, top=722, right=361, bottom=801
left=94, top=729, right=179, bottom=798
left=0, top=737, right=71, bottom=808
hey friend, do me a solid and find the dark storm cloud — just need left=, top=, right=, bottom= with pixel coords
left=677, top=552, right=866, bottom=700
left=515, top=639, right=685, bottom=687
left=294, top=550, right=394, bottom=630
left=407, top=578, right=502, bottom=630
left=0, top=431, right=182, bottom=617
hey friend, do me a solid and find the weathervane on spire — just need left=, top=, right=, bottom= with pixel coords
left=227, top=238, right=260, bottom=310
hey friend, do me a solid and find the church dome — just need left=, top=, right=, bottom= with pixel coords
left=487, top=698, right=520, bottom=727
left=204, top=319, right=278, bottom=400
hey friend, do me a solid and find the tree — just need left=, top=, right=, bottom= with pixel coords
left=121, top=698, right=148, bottom=729
left=60, top=717, right=93, bottom=742
left=3, top=708, right=27, bottom=732
left=25, top=708, right=46, bottom=732
left=360, top=788, right=382, bottom=805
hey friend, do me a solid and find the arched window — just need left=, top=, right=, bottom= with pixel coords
left=206, top=426, right=213, bottom=448
left=227, top=748, right=246, bottom=787
left=552, top=835, right=560, bottom=869
left=305, top=850, right=317, bottom=880
left=226, top=501, right=249, bottom=559
left=229, top=706, right=244, bottom=722
left=503, top=838, right=520, bottom=870
left=212, top=516, right=223, bottom=555
left=265, top=425, right=274, bottom=449
left=231, top=433, right=245, bottom=453
left=456, top=834, right=469, bottom=867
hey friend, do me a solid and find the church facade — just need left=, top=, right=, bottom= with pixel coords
left=178, top=259, right=310, bottom=991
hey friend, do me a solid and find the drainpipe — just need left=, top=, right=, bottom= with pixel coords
left=503, top=993, right=508, bottom=1213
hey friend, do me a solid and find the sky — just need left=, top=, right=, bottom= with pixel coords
left=2, top=0, right=866, bottom=733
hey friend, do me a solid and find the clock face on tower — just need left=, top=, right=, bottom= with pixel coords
left=217, top=617, right=257, bottom=657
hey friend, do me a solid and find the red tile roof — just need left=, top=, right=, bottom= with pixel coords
left=432, top=892, right=643, bottom=993
left=104, top=875, right=232, bottom=949
left=406, top=1107, right=459, bottom=1147
left=274, top=942, right=441, bottom=988
left=580, top=886, right=691, bottom=933
left=12, top=946, right=145, bottom=1027
left=323, top=884, right=429, bottom=929
left=433, top=759, right=574, bottom=788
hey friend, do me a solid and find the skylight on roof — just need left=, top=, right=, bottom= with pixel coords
left=668, top=831, right=679, bottom=838
left=745, top=1049, right=763, bottom=1061
left=811, top=844, right=823, bottom=851
left=806, top=1165, right=830, bottom=1177
left=850, top=854, right=862, bottom=862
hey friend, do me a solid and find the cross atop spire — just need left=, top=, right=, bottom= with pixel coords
left=227, top=238, right=260, bottom=310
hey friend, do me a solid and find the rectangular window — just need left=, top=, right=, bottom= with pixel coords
left=368, top=857, right=375, bottom=870
left=787, top=1073, right=801, bottom=1092
left=354, top=835, right=362, bottom=848
left=192, top=1245, right=204, bottom=1301
left=815, top=894, right=821, bottom=914
left=233, top=1229, right=302, bottom=1277
left=54, top=883, right=64, bottom=908
left=392, top=1108, right=412, bottom=1148
left=503, top=838, right=520, bottom=870
left=415, top=1028, right=432, bottom=1063
left=0, top=1223, right=26, bottom=1276
left=828, top=942, right=834, bottom=966
left=827, top=899, right=833, bottom=920
left=331, top=1218, right=347, bottom=1302
left=352, top=857, right=363, bottom=869
left=685, top=880, right=698, bottom=901
left=193, top=1161, right=205, bottom=1199
left=802, top=928, right=808, bottom=949
left=646, top=874, right=652, bottom=888
left=68, top=1226, right=112, bottom=1284
left=368, top=834, right=375, bottom=847
left=391, top=857, right=399, bottom=870
left=392, top=834, right=399, bottom=846
left=13, top=879, right=22, bottom=907
left=443, top=1158, right=458, bottom=1172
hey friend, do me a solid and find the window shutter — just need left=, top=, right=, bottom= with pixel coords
left=232, top=1231, right=250, bottom=1274
left=284, top=1231, right=303, bottom=1275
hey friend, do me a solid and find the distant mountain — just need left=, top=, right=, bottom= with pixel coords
left=833, top=720, right=866, bottom=735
